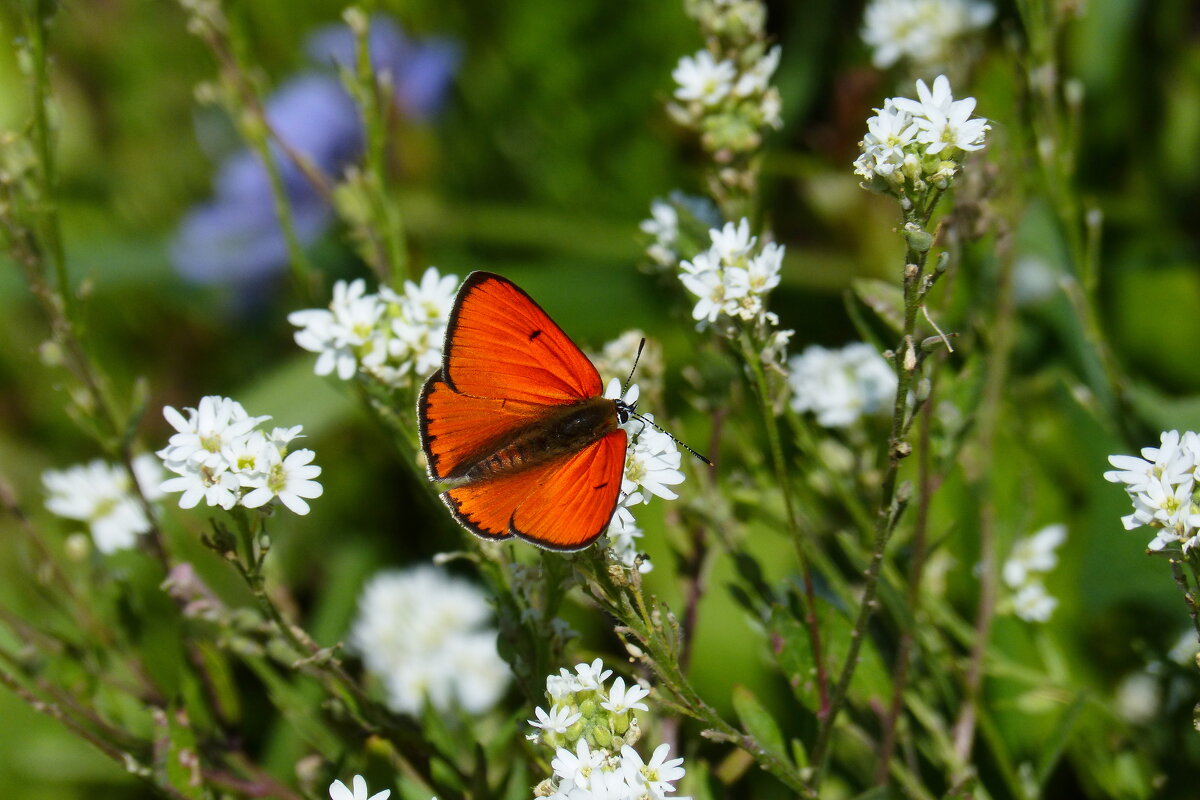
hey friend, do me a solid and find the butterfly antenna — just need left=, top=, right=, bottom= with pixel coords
left=622, top=338, right=646, bottom=396
left=629, top=410, right=714, bottom=468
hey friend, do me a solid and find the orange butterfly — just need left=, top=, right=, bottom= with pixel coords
left=417, top=272, right=635, bottom=550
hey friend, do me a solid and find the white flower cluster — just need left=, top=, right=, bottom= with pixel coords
left=42, top=454, right=164, bottom=554
left=679, top=218, right=784, bottom=330
left=349, top=565, right=509, bottom=715
left=862, top=0, right=994, bottom=69
left=853, top=75, right=989, bottom=194
left=1002, top=523, right=1066, bottom=623
left=158, top=396, right=323, bottom=515
left=1105, top=430, right=1200, bottom=552
left=602, top=381, right=686, bottom=574
left=669, top=44, right=782, bottom=153
left=288, top=267, right=458, bottom=388
left=529, top=659, right=689, bottom=800
left=787, top=343, right=897, bottom=428
left=329, top=775, right=390, bottom=800
left=639, top=192, right=721, bottom=270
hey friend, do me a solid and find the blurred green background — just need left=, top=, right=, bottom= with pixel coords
left=2, top=0, right=1200, bottom=797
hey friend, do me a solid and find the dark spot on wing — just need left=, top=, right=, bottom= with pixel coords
left=528, top=329, right=543, bottom=341
left=593, top=482, right=608, bottom=490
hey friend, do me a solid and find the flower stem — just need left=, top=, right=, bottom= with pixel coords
left=808, top=208, right=935, bottom=788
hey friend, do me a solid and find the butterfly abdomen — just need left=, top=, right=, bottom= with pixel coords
left=460, top=397, right=619, bottom=484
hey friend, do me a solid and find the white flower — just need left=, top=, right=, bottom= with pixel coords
left=240, top=448, right=323, bottom=515
left=552, top=739, right=604, bottom=790
left=157, top=397, right=320, bottom=514
left=1003, top=523, right=1067, bottom=588
left=329, top=775, right=390, bottom=800
left=897, top=76, right=989, bottom=153
left=1011, top=581, right=1057, bottom=623
left=601, top=677, right=650, bottom=714
left=606, top=505, right=652, bottom=574
left=709, top=218, right=756, bottom=265
left=672, top=50, right=736, bottom=106
left=734, top=45, right=782, bottom=97
left=855, top=76, right=988, bottom=190
left=42, top=455, right=162, bottom=554
left=530, top=704, right=583, bottom=734
left=160, top=395, right=266, bottom=469
left=350, top=566, right=508, bottom=715
left=620, top=742, right=686, bottom=797
left=862, top=0, right=994, bottom=69
left=161, top=462, right=240, bottom=511
left=574, top=658, right=614, bottom=691
left=289, top=278, right=385, bottom=380
left=1104, top=429, right=1194, bottom=494
left=1115, top=672, right=1160, bottom=725
left=621, top=422, right=686, bottom=502
left=788, top=343, right=897, bottom=427
left=680, top=267, right=733, bottom=324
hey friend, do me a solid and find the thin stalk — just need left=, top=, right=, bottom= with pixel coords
left=950, top=228, right=1017, bottom=770
left=20, top=3, right=72, bottom=321
left=740, top=333, right=830, bottom=719
left=876, top=375, right=940, bottom=784
left=809, top=209, right=933, bottom=787
left=1168, top=558, right=1200, bottom=643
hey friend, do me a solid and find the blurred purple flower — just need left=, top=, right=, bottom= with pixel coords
left=171, top=16, right=459, bottom=286
left=307, top=15, right=461, bottom=120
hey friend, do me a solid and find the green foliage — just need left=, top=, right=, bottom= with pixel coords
left=2, top=0, right=1200, bottom=799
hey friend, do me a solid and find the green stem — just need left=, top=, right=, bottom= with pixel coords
left=809, top=210, right=932, bottom=787
left=21, top=2, right=72, bottom=321
left=739, top=333, right=830, bottom=719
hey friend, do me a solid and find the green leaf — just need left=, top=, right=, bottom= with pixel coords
left=767, top=604, right=819, bottom=713
left=852, top=277, right=906, bottom=335
left=1035, top=692, right=1089, bottom=787
left=155, top=703, right=206, bottom=800
left=731, top=684, right=788, bottom=765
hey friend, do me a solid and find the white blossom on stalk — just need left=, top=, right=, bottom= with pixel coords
left=1003, top=524, right=1066, bottom=588
left=862, top=0, right=994, bottom=69
left=599, top=377, right=689, bottom=574
left=240, top=449, right=324, bottom=515
left=157, top=396, right=322, bottom=515
left=328, top=775, right=390, bottom=800
left=854, top=75, right=988, bottom=193
left=678, top=218, right=786, bottom=330
left=289, top=268, right=458, bottom=389
left=42, top=454, right=164, bottom=554
left=671, top=50, right=735, bottom=106
left=349, top=565, right=509, bottom=715
left=787, top=343, right=897, bottom=428
left=288, top=278, right=385, bottom=380
left=1106, top=430, right=1200, bottom=552
left=1011, top=581, right=1058, bottom=623
left=529, top=658, right=690, bottom=799
left=640, top=192, right=721, bottom=269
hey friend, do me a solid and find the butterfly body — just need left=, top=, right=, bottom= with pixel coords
left=417, top=272, right=630, bottom=550
left=436, top=392, right=623, bottom=487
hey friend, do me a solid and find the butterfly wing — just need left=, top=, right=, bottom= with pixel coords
left=442, top=428, right=627, bottom=550
left=419, top=368, right=549, bottom=481
left=440, top=272, right=603, bottom=404
left=510, top=428, right=627, bottom=550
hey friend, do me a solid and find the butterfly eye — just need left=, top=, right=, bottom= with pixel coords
left=616, top=400, right=633, bottom=425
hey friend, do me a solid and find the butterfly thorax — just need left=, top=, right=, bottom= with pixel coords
left=457, top=396, right=619, bottom=484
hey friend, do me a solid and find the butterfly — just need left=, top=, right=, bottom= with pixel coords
left=417, top=271, right=639, bottom=550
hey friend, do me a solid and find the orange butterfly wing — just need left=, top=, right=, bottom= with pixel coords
left=443, top=429, right=626, bottom=550
left=419, top=271, right=627, bottom=550
left=440, top=272, right=603, bottom=404
left=509, top=428, right=627, bottom=549
left=419, top=368, right=549, bottom=481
